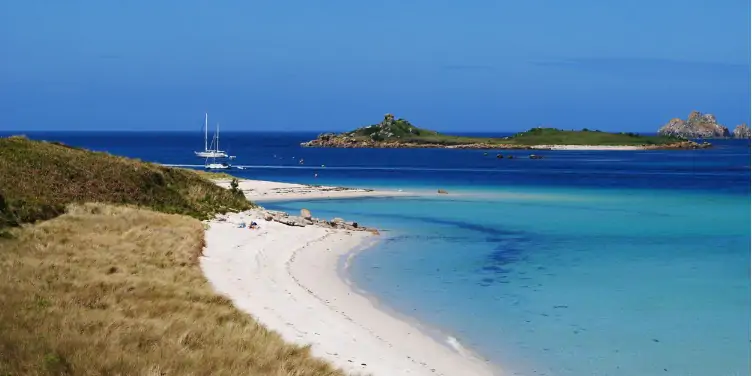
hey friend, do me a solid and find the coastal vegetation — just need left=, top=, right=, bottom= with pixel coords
left=0, top=136, right=344, bottom=375
left=500, top=127, right=684, bottom=146
left=302, top=113, right=704, bottom=149
left=0, top=136, right=251, bottom=230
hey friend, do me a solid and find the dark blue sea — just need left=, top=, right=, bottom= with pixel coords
left=8, top=131, right=750, bottom=376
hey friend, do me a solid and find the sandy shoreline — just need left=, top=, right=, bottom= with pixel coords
left=214, top=178, right=413, bottom=202
left=200, top=198, right=498, bottom=375
left=528, top=144, right=647, bottom=150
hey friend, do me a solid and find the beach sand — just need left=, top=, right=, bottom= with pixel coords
left=527, top=145, right=646, bottom=150
left=200, top=208, right=497, bottom=376
left=214, top=178, right=412, bottom=202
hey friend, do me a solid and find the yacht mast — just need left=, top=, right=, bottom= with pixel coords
left=204, top=113, right=209, bottom=151
left=216, top=123, right=220, bottom=151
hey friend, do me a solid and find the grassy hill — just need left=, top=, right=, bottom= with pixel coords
left=343, top=113, right=440, bottom=140
left=500, top=127, right=684, bottom=146
left=0, top=136, right=252, bottom=229
left=306, top=114, right=687, bottom=147
left=0, top=136, right=344, bottom=376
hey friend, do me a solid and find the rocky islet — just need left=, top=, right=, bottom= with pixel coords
left=658, top=111, right=750, bottom=139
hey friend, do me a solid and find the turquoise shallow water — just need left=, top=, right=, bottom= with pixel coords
left=266, top=189, right=750, bottom=376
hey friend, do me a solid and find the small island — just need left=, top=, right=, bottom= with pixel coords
left=301, top=114, right=710, bottom=150
left=658, top=111, right=750, bottom=139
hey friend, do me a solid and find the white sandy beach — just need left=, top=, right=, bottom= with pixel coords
left=214, top=178, right=412, bottom=202
left=527, top=144, right=646, bottom=150
left=200, top=206, right=498, bottom=376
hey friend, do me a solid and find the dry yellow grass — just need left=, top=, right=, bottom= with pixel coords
left=0, top=203, right=345, bottom=376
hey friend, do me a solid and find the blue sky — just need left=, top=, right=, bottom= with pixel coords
left=1, top=0, right=749, bottom=132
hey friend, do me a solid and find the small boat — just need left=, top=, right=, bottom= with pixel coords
left=195, top=113, right=229, bottom=158
left=204, top=155, right=231, bottom=170
left=205, top=162, right=231, bottom=170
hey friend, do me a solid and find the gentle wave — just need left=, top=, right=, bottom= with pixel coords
left=446, top=336, right=473, bottom=358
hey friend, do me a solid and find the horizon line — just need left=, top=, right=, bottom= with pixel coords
left=0, top=129, right=666, bottom=134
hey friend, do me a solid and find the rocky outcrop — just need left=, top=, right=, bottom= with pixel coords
left=733, top=124, right=750, bottom=139
left=263, top=210, right=377, bottom=233
left=658, top=111, right=730, bottom=139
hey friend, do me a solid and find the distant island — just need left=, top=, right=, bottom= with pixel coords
left=301, top=114, right=710, bottom=150
left=658, top=111, right=750, bottom=139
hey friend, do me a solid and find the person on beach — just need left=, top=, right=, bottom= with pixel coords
left=249, top=221, right=258, bottom=229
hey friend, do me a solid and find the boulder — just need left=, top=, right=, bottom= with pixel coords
left=300, top=208, right=312, bottom=219
left=263, top=212, right=273, bottom=221
left=274, top=216, right=306, bottom=227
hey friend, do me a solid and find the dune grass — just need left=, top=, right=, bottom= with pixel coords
left=188, top=168, right=237, bottom=181
left=0, top=136, right=252, bottom=230
left=0, top=136, right=347, bottom=375
left=0, top=203, right=344, bottom=376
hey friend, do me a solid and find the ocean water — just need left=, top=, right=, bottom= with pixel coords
left=8, top=131, right=750, bottom=375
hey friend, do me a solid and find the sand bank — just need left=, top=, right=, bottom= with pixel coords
left=214, top=178, right=412, bottom=202
left=200, top=209, right=497, bottom=376
left=528, top=144, right=648, bottom=150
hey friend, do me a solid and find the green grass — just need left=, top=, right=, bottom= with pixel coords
left=345, top=115, right=439, bottom=140
left=342, top=124, right=684, bottom=146
left=188, top=168, right=237, bottom=180
left=497, top=128, right=685, bottom=146
left=0, top=136, right=252, bottom=229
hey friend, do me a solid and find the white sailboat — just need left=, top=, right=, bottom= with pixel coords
left=195, top=113, right=228, bottom=158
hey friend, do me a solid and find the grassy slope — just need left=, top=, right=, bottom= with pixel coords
left=0, top=137, right=345, bottom=375
left=188, top=168, right=238, bottom=181
left=496, top=128, right=684, bottom=146
left=343, top=124, right=683, bottom=146
left=0, top=136, right=251, bottom=229
left=0, top=204, right=343, bottom=376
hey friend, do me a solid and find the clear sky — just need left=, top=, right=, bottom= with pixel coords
left=1, top=0, right=749, bottom=132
